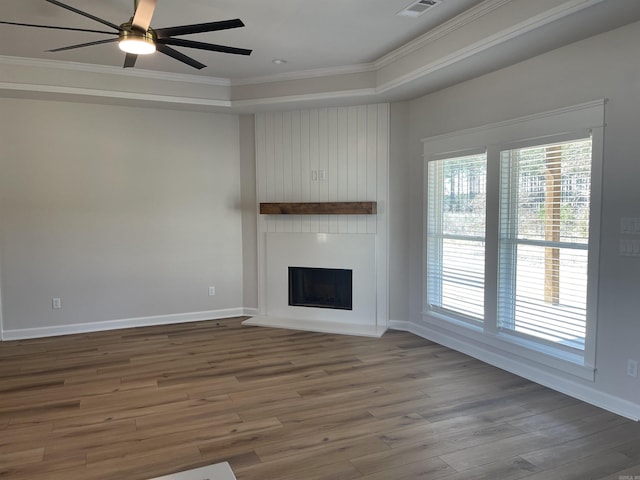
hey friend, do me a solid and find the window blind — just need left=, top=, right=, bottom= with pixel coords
left=498, top=138, right=592, bottom=351
left=427, top=153, right=487, bottom=321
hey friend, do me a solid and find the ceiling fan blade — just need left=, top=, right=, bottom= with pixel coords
left=156, top=44, right=206, bottom=70
left=45, top=0, right=121, bottom=31
left=0, top=20, right=116, bottom=35
left=123, top=53, right=138, bottom=68
left=47, top=37, right=118, bottom=53
left=131, top=0, right=157, bottom=32
left=154, top=19, right=244, bottom=39
left=157, top=38, right=252, bottom=56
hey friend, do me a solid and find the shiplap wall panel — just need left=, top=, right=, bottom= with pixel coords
left=256, top=104, right=388, bottom=235
left=300, top=110, right=310, bottom=232
left=367, top=104, right=379, bottom=234
left=348, top=106, right=358, bottom=234
left=309, top=109, right=319, bottom=232
left=318, top=108, right=329, bottom=233
left=337, top=108, right=349, bottom=234
left=357, top=105, right=368, bottom=234
left=291, top=111, right=301, bottom=230
left=282, top=112, right=292, bottom=232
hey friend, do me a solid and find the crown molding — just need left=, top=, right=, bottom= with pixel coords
left=0, top=55, right=231, bottom=86
left=375, top=0, right=514, bottom=69
left=376, top=0, right=608, bottom=94
left=231, top=63, right=376, bottom=86
left=0, top=81, right=231, bottom=108
left=230, top=87, right=377, bottom=109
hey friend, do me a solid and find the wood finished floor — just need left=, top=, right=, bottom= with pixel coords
left=1, top=317, right=639, bottom=480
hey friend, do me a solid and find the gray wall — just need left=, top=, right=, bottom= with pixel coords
left=239, top=114, right=258, bottom=310
left=0, top=99, right=243, bottom=334
left=388, top=102, right=411, bottom=324
left=401, top=21, right=640, bottom=407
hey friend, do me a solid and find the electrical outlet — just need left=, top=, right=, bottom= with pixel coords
left=52, top=297, right=62, bottom=309
left=627, top=359, right=638, bottom=378
left=208, top=286, right=216, bottom=296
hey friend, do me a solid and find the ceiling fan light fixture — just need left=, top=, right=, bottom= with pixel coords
left=118, top=29, right=156, bottom=54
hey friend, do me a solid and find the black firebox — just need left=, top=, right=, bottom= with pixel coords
left=288, top=266, right=353, bottom=310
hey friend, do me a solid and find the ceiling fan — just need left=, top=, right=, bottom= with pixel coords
left=0, top=0, right=252, bottom=70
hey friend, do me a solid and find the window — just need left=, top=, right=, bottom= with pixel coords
left=426, top=153, right=486, bottom=321
left=422, top=101, right=603, bottom=377
left=498, top=139, right=592, bottom=352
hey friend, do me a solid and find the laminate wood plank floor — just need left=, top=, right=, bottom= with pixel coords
left=0, top=317, right=638, bottom=480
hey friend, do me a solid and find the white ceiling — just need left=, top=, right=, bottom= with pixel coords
left=1, top=0, right=639, bottom=111
left=0, top=0, right=484, bottom=80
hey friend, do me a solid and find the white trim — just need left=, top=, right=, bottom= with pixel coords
left=388, top=319, right=411, bottom=331
left=231, top=88, right=378, bottom=108
left=1, top=308, right=245, bottom=341
left=0, top=55, right=230, bottom=86
left=0, top=81, right=376, bottom=111
left=422, top=100, right=606, bottom=147
left=243, top=307, right=260, bottom=316
left=584, top=125, right=604, bottom=368
left=0, top=82, right=232, bottom=108
left=406, top=319, right=640, bottom=421
left=231, top=63, right=375, bottom=86
left=423, top=311, right=593, bottom=377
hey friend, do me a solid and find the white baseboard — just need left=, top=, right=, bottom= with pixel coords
left=405, top=320, right=640, bottom=421
left=0, top=287, right=4, bottom=341
left=242, top=307, right=260, bottom=316
left=388, top=319, right=411, bottom=331
left=1, top=308, right=247, bottom=341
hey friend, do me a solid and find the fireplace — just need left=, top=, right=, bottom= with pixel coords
left=289, top=267, right=353, bottom=310
left=244, top=231, right=386, bottom=337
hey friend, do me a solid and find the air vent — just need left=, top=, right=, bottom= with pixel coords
left=397, top=0, right=440, bottom=17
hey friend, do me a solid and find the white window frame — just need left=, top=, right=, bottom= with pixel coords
left=422, top=101, right=604, bottom=380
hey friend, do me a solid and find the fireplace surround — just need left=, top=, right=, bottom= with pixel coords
left=245, top=105, right=389, bottom=337
left=244, top=231, right=386, bottom=337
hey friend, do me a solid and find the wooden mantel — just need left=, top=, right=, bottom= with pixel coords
left=260, top=202, right=377, bottom=215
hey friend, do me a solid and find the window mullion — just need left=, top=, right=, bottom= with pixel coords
left=484, top=145, right=501, bottom=334
left=498, top=150, right=518, bottom=331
